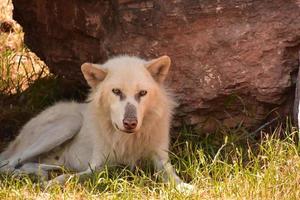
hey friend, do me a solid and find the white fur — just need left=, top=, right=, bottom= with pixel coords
left=0, top=55, right=193, bottom=191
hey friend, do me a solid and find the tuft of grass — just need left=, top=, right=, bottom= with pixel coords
left=0, top=47, right=49, bottom=95
left=0, top=0, right=50, bottom=96
left=0, top=122, right=300, bottom=199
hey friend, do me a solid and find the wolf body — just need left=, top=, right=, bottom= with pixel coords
left=0, top=55, right=193, bottom=191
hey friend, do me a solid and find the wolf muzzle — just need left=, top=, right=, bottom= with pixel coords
left=123, top=103, right=138, bottom=131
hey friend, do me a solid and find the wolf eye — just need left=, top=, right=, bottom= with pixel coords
left=112, top=88, right=122, bottom=96
left=139, top=90, right=147, bottom=97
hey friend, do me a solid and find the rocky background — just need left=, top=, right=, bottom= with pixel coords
left=12, top=0, right=300, bottom=132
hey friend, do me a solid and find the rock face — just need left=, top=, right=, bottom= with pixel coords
left=12, top=0, right=300, bottom=131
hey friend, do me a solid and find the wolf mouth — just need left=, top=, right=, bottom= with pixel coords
left=114, top=123, right=135, bottom=134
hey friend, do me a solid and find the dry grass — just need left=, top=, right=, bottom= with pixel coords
left=0, top=0, right=49, bottom=95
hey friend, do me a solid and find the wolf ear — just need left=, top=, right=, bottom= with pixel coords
left=81, top=63, right=107, bottom=88
left=146, top=55, right=171, bottom=83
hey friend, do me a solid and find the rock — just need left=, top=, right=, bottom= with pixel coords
left=12, top=0, right=300, bottom=132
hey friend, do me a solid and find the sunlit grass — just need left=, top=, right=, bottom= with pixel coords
left=0, top=0, right=49, bottom=95
left=0, top=47, right=49, bottom=95
left=0, top=122, right=299, bottom=200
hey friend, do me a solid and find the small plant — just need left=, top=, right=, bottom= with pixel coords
left=0, top=0, right=50, bottom=96
left=0, top=47, right=49, bottom=95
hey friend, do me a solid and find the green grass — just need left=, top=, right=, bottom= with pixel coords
left=0, top=121, right=299, bottom=200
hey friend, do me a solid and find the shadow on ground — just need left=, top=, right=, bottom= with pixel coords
left=0, top=76, right=88, bottom=151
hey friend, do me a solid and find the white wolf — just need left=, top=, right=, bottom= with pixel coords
left=0, top=55, right=193, bottom=191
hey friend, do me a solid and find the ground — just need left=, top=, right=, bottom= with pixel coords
left=0, top=1, right=300, bottom=199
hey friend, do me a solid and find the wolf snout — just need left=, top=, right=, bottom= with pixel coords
left=123, top=117, right=138, bottom=130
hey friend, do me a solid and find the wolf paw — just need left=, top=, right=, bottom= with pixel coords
left=0, top=160, right=15, bottom=173
left=42, top=178, right=63, bottom=190
left=175, top=182, right=195, bottom=195
left=11, top=169, right=27, bottom=179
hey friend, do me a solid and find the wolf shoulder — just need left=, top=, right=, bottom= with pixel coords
left=20, top=101, right=85, bottom=138
left=26, top=101, right=85, bottom=125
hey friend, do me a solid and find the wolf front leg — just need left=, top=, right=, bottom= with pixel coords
left=152, top=151, right=182, bottom=184
left=152, top=150, right=195, bottom=194
left=45, top=152, right=105, bottom=187
left=11, top=163, right=62, bottom=181
left=46, top=163, right=104, bottom=187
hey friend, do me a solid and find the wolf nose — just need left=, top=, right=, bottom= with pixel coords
left=123, top=118, right=138, bottom=130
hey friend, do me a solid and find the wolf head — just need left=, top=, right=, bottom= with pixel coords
left=81, top=55, right=172, bottom=134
